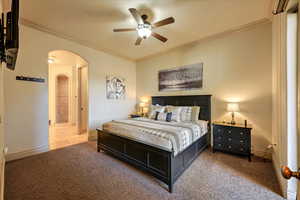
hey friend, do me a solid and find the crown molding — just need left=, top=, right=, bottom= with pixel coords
left=20, top=18, right=135, bottom=62
left=21, top=17, right=271, bottom=63
left=267, top=0, right=276, bottom=20
left=136, top=18, right=272, bottom=62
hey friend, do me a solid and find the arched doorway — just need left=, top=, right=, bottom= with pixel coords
left=48, top=50, right=89, bottom=150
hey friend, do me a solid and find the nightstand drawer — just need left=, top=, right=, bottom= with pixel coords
left=213, top=135, right=224, bottom=142
left=214, top=142, right=225, bottom=150
left=214, top=125, right=225, bottom=135
left=237, top=146, right=248, bottom=154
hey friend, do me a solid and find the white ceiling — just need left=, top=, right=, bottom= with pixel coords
left=20, top=0, right=272, bottom=61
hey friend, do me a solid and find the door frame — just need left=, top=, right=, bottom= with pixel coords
left=77, top=65, right=89, bottom=135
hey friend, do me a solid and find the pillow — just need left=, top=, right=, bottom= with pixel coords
left=157, top=112, right=167, bottom=121
left=154, top=111, right=160, bottom=120
left=166, top=106, right=182, bottom=122
left=191, top=106, right=201, bottom=121
left=149, top=105, right=165, bottom=119
left=166, top=112, right=172, bottom=122
left=179, top=106, right=193, bottom=122
left=157, top=112, right=173, bottom=122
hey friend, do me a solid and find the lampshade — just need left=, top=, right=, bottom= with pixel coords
left=139, top=102, right=146, bottom=107
left=227, top=103, right=239, bottom=112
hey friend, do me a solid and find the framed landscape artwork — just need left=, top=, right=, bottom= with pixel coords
left=158, top=63, right=203, bottom=91
left=106, top=75, right=126, bottom=99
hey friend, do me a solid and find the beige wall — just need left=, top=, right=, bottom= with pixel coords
left=136, top=22, right=272, bottom=157
left=4, top=25, right=136, bottom=158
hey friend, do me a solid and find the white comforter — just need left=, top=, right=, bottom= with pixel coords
left=102, top=117, right=208, bottom=155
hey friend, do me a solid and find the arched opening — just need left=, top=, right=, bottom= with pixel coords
left=48, top=50, right=89, bottom=150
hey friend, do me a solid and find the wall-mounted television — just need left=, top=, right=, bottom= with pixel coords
left=0, top=0, right=19, bottom=70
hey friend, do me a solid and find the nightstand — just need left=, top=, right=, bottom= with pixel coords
left=212, top=122, right=252, bottom=161
left=129, top=114, right=142, bottom=118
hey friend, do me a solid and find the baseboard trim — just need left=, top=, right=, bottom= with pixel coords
left=6, top=145, right=49, bottom=162
left=88, top=134, right=97, bottom=141
left=252, top=148, right=272, bottom=160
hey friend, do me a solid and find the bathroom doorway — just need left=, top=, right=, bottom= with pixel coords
left=48, top=50, right=89, bottom=150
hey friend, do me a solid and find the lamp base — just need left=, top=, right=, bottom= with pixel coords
left=231, top=112, right=236, bottom=125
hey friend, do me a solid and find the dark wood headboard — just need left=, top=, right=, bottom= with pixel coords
left=151, top=95, right=212, bottom=123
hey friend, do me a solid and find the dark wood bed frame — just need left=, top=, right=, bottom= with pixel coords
left=97, top=95, right=212, bottom=193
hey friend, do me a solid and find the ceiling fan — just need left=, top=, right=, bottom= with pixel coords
left=113, top=8, right=175, bottom=45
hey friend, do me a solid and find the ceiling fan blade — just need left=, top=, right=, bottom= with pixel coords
left=152, top=17, right=175, bottom=28
left=129, top=8, right=144, bottom=24
left=151, top=32, right=168, bottom=43
left=113, top=28, right=136, bottom=32
left=135, top=37, right=142, bottom=45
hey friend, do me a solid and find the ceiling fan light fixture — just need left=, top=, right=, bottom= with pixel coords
left=137, top=24, right=152, bottom=39
left=113, top=8, right=174, bottom=45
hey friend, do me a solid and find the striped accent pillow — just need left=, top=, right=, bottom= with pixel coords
left=166, top=106, right=182, bottom=122
left=157, top=112, right=167, bottom=121
left=157, top=112, right=173, bottom=122
left=149, top=105, right=165, bottom=119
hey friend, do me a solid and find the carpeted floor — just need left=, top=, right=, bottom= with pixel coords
left=5, top=142, right=284, bottom=200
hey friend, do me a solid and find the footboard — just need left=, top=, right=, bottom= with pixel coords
left=97, top=129, right=208, bottom=192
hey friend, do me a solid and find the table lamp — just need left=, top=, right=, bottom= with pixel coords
left=139, top=102, right=147, bottom=116
left=227, top=103, right=239, bottom=125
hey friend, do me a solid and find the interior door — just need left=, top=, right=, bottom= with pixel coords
left=78, top=66, right=88, bottom=134
left=0, top=63, right=4, bottom=200
left=297, top=4, right=300, bottom=199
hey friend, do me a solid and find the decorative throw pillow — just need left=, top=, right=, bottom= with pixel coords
left=191, top=106, right=201, bottom=121
left=157, top=112, right=167, bottom=121
left=149, top=105, right=165, bottom=119
left=154, top=111, right=160, bottom=120
left=180, top=106, right=193, bottom=122
left=166, top=112, right=172, bottom=122
left=166, top=106, right=182, bottom=122
left=157, top=112, right=173, bottom=122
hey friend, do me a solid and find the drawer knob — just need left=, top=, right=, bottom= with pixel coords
left=240, top=148, right=244, bottom=151
left=228, top=130, right=232, bottom=133
left=240, top=140, right=244, bottom=143
left=218, top=129, right=221, bottom=132
left=240, top=132, right=244, bottom=135
left=228, top=138, right=232, bottom=141
left=218, top=144, right=221, bottom=146
left=228, top=145, right=232, bottom=149
left=218, top=136, right=222, bottom=140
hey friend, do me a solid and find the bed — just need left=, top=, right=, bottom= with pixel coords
left=97, top=95, right=212, bottom=192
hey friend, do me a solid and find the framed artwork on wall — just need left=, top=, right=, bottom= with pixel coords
left=106, top=75, right=126, bottom=99
left=158, top=63, right=203, bottom=91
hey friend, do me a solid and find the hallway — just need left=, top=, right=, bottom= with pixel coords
left=49, top=125, right=87, bottom=150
